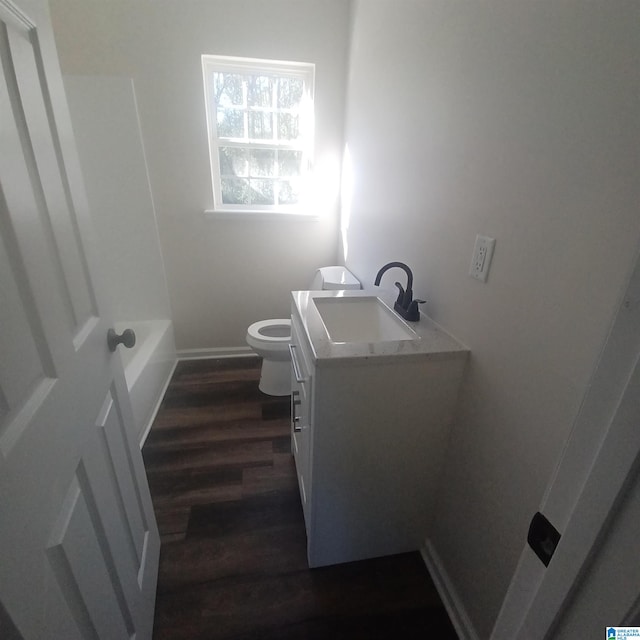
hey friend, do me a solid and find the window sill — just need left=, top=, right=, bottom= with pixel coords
left=204, top=209, right=320, bottom=221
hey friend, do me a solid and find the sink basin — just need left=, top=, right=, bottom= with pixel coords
left=313, top=296, right=418, bottom=343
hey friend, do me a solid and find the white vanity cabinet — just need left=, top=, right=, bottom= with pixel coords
left=290, top=293, right=468, bottom=569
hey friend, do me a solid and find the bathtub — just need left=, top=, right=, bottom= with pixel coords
left=115, top=319, right=176, bottom=446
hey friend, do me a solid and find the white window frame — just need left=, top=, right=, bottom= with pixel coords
left=202, top=54, right=315, bottom=216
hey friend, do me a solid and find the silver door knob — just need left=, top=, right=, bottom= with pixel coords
left=107, top=328, right=136, bottom=352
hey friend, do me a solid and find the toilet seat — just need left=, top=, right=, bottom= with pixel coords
left=246, top=319, right=291, bottom=346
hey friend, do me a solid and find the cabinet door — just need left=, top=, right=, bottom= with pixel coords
left=290, top=315, right=313, bottom=529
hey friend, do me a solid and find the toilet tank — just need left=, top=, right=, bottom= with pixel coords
left=311, top=266, right=361, bottom=290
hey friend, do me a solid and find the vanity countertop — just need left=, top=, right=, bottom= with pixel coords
left=291, top=289, right=469, bottom=368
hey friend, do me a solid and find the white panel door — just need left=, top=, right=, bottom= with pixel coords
left=491, top=246, right=640, bottom=638
left=0, top=1, right=160, bottom=638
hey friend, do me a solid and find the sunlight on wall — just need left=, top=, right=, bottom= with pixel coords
left=304, top=151, right=341, bottom=219
left=339, top=144, right=353, bottom=260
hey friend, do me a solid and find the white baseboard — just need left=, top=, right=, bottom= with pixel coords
left=421, top=539, right=480, bottom=640
left=176, top=346, right=256, bottom=360
left=138, top=357, right=177, bottom=448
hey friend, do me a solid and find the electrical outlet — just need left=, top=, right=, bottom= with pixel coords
left=469, top=235, right=496, bottom=282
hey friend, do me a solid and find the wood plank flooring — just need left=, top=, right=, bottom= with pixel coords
left=143, top=357, right=458, bottom=639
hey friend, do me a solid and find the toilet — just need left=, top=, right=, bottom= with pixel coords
left=246, top=266, right=361, bottom=396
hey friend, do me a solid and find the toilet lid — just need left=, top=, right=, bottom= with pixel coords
left=247, top=319, right=291, bottom=342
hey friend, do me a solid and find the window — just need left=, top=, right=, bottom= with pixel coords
left=202, top=55, right=315, bottom=214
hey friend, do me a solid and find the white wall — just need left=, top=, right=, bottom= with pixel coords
left=343, top=1, right=640, bottom=636
left=49, top=0, right=350, bottom=350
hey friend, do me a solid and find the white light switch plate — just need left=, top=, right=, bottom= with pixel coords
left=469, top=235, right=496, bottom=282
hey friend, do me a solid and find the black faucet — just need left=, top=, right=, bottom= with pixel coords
left=374, top=262, right=425, bottom=322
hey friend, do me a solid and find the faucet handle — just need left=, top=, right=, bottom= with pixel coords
left=406, top=299, right=426, bottom=322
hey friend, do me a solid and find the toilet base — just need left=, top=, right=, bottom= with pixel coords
left=258, top=358, right=291, bottom=396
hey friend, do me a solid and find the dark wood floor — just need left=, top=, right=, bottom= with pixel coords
left=143, top=357, right=458, bottom=640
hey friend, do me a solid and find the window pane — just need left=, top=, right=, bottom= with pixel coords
left=250, top=149, right=275, bottom=177
left=214, top=72, right=243, bottom=107
left=277, top=113, right=299, bottom=141
left=219, top=147, right=248, bottom=177
left=277, top=78, right=303, bottom=108
left=278, top=150, right=302, bottom=177
left=250, top=179, right=274, bottom=205
left=247, top=75, right=273, bottom=107
left=221, top=178, right=250, bottom=204
left=248, top=112, right=273, bottom=140
left=203, top=56, right=314, bottom=211
left=217, top=109, right=244, bottom=138
left=278, top=179, right=300, bottom=205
